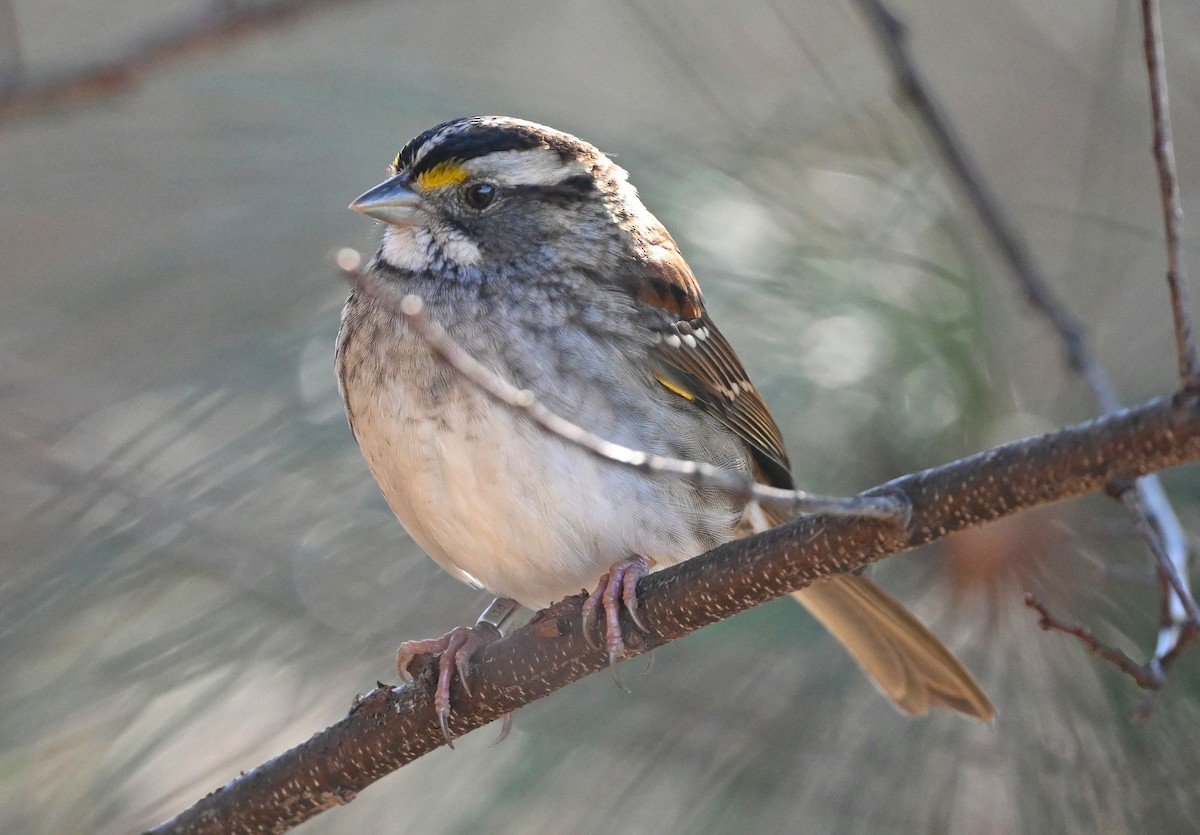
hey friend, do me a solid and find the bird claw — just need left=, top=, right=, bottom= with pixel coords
left=581, top=556, right=653, bottom=690
left=492, top=712, right=514, bottom=746
left=396, top=621, right=501, bottom=748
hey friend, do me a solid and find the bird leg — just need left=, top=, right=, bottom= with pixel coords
left=396, top=596, right=519, bottom=747
left=581, top=555, right=654, bottom=691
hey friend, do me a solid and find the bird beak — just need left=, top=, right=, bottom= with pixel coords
left=349, top=174, right=422, bottom=227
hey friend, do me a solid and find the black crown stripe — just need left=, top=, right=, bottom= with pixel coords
left=397, top=118, right=580, bottom=177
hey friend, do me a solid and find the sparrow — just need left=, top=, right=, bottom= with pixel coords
left=337, top=116, right=994, bottom=740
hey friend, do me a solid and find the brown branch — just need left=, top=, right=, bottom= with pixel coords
left=854, top=0, right=1198, bottom=684
left=0, top=0, right=376, bottom=125
left=1023, top=593, right=1164, bottom=690
left=148, top=389, right=1200, bottom=834
left=1141, top=0, right=1200, bottom=389
left=1027, top=582, right=1195, bottom=722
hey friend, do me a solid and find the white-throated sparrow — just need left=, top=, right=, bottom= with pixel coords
left=337, top=116, right=994, bottom=738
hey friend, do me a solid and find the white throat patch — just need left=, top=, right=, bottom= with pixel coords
left=381, top=221, right=481, bottom=270
left=381, top=225, right=433, bottom=271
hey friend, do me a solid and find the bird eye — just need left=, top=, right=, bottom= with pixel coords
left=461, top=182, right=498, bottom=211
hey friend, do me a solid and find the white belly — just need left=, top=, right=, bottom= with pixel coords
left=349, top=376, right=726, bottom=608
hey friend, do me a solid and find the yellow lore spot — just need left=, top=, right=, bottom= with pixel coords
left=417, top=162, right=470, bottom=190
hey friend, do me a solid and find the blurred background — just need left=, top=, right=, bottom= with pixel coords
left=3, top=0, right=1200, bottom=832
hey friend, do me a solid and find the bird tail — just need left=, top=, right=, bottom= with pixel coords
left=791, top=576, right=995, bottom=721
left=744, top=497, right=994, bottom=721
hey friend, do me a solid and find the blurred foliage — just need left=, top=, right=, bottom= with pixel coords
left=2, top=0, right=1200, bottom=833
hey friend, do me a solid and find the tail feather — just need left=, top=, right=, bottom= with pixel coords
left=742, top=469, right=993, bottom=721
left=792, top=575, right=995, bottom=721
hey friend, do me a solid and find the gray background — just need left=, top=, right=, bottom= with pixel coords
left=3, top=0, right=1199, bottom=832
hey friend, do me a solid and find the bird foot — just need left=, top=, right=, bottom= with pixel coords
left=581, top=555, right=654, bottom=691
left=396, top=621, right=502, bottom=748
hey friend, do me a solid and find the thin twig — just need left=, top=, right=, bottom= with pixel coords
left=1023, top=593, right=1164, bottom=691
left=854, top=0, right=1198, bottom=684
left=0, top=0, right=375, bottom=124
left=1141, top=0, right=1200, bottom=389
left=1117, top=3, right=1200, bottom=659
left=1120, top=483, right=1200, bottom=626
left=336, top=252, right=910, bottom=525
left=851, top=0, right=1115, bottom=401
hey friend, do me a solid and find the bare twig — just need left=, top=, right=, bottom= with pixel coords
left=336, top=251, right=910, bottom=524
left=1141, top=0, right=1200, bottom=389
left=1119, top=483, right=1200, bottom=626
left=851, top=0, right=1115, bottom=401
left=1133, top=0, right=1200, bottom=663
left=0, top=0, right=374, bottom=124
left=149, top=390, right=1200, bottom=834
left=1023, top=593, right=1164, bottom=691
left=854, top=0, right=1198, bottom=688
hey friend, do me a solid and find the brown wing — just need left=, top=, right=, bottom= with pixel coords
left=631, top=250, right=794, bottom=490
left=650, top=315, right=794, bottom=490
